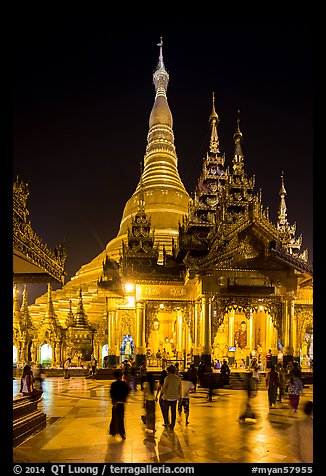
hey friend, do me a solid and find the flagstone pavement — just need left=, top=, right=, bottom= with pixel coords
left=12, top=376, right=314, bottom=464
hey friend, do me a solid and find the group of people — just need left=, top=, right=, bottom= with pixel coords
left=108, top=364, right=196, bottom=440
left=265, top=361, right=304, bottom=412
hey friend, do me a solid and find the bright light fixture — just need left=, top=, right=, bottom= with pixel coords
left=124, top=283, right=134, bottom=293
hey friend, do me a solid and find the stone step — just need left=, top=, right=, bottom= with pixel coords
left=13, top=397, right=46, bottom=447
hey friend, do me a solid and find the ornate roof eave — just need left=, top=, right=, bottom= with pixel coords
left=270, top=248, right=313, bottom=276
left=13, top=177, right=66, bottom=285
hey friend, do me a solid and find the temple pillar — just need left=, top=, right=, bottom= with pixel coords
left=193, top=301, right=201, bottom=366
left=108, top=309, right=118, bottom=366
left=201, top=295, right=212, bottom=365
left=265, top=312, right=273, bottom=351
left=183, top=317, right=187, bottom=369
left=135, top=301, right=146, bottom=366
left=248, top=310, right=254, bottom=350
left=283, top=294, right=295, bottom=366
left=228, top=309, right=235, bottom=347
left=176, top=310, right=183, bottom=358
left=292, top=307, right=299, bottom=361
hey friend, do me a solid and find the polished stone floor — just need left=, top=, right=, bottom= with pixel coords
left=13, top=376, right=313, bottom=464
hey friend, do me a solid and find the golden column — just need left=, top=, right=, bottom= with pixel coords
left=136, top=301, right=146, bottom=365
left=108, top=306, right=119, bottom=366
left=194, top=301, right=201, bottom=364
left=265, top=312, right=273, bottom=351
left=248, top=309, right=254, bottom=351
left=292, top=311, right=299, bottom=358
left=228, top=309, right=235, bottom=347
left=176, top=310, right=183, bottom=358
left=201, top=295, right=212, bottom=363
left=283, top=293, right=295, bottom=365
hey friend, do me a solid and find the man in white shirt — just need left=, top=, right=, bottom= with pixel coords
left=178, top=372, right=195, bottom=425
left=160, top=365, right=181, bottom=430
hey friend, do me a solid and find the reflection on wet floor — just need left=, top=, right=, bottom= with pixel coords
left=13, top=377, right=313, bottom=464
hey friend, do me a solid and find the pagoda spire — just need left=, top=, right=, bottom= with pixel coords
left=115, top=38, right=189, bottom=259
left=232, top=109, right=245, bottom=175
left=75, top=288, right=89, bottom=326
left=20, top=284, right=33, bottom=329
left=13, top=284, right=22, bottom=330
left=209, top=92, right=220, bottom=153
left=153, top=37, right=169, bottom=99
left=42, top=283, right=59, bottom=325
left=13, top=284, right=21, bottom=318
left=65, top=299, right=75, bottom=327
left=277, top=171, right=288, bottom=225
left=277, top=173, right=304, bottom=256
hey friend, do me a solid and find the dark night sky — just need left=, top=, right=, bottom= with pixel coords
left=13, top=15, right=313, bottom=301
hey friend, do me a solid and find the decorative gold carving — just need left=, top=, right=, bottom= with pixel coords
left=13, top=176, right=66, bottom=284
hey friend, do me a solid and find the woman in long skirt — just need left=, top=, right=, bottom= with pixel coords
left=287, top=369, right=304, bottom=414
left=143, top=372, right=156, bottom=433
left=109, top=370, right=130, bottom=439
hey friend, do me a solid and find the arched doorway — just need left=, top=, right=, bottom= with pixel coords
left=102, top=344, right=108, bottom=368
left=40, top=343, right=52, bottom=367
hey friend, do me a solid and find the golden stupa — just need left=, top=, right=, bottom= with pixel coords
left=28, top=39, right=190, bottom=326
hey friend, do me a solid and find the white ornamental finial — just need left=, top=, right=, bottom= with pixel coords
left=157, top=37, right=164, bottom=69
left=153, top=37, right=169, bottom=96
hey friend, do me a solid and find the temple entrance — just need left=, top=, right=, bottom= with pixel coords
left=212, top=304, right=278, bottom=369
left=147, top=305, right=191, bottom=370
left=40, top=343, right=52, bottom=367
left=147, top=310, right=176, bottom=359
left=102, top=344, right=108, bottom=368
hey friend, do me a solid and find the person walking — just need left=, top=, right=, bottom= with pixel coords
left=63, top=358, right=71, bottom=379
left=188, top=364, right=198, bottom=392
left=265, top=349, right=273, bottom=369
left=130, top=362, right=137, bottom=391
left=155, top=367, right=168, bottom=423
left=109, top=369, right=131, bottom=440
left=178, top=372, right=194, bottom=425
left=142, top=372, right=156, bottom=434
left=174, top=362, right=181, bottom=376
left=90, top=356, right=97, bottom=378
left=139, top=362, right=147, bottom=390
left=290, top=400, right=313, bottom=462
left=160, top=365, right=181, bottom=430
left=287, top=368, right=304, bottom=414
left=276, top=363, right=287, bottom=402
left=238, top=370, right=258, bottom=422
left=220, top=359, right=231, bottom=386
left=266, top=364, right=280, bottom=408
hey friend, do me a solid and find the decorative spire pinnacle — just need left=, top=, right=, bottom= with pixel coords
left=157, top=37, right=165, bottom=70
left=65, top=299, right=75, bottom=327
left=13, top=284, right=21, bottom=325
left=21, top=284, right=33, bottom=329
left=75, top=288, right=89, bottom=327
left=43, top=283, right=58, bottom=323
left=278, top=171, right=288, bottom=224
left=232, top=109, right=244, bottom=174
left=209, top=92, right=220, bottom=153
left=153, top=37, right=169, bottom=99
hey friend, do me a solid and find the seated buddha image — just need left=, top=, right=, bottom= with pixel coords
left=234, top=321, right=248, bottom=349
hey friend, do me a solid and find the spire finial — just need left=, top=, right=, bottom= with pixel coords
left=209, top=92, right=220, bottom=153
left=156, top=37, right=164, bottom=70
left=153, top=37, right=169, bottom=97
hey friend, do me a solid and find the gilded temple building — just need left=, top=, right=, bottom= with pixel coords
left=13, top=41, right=313, bottom=370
